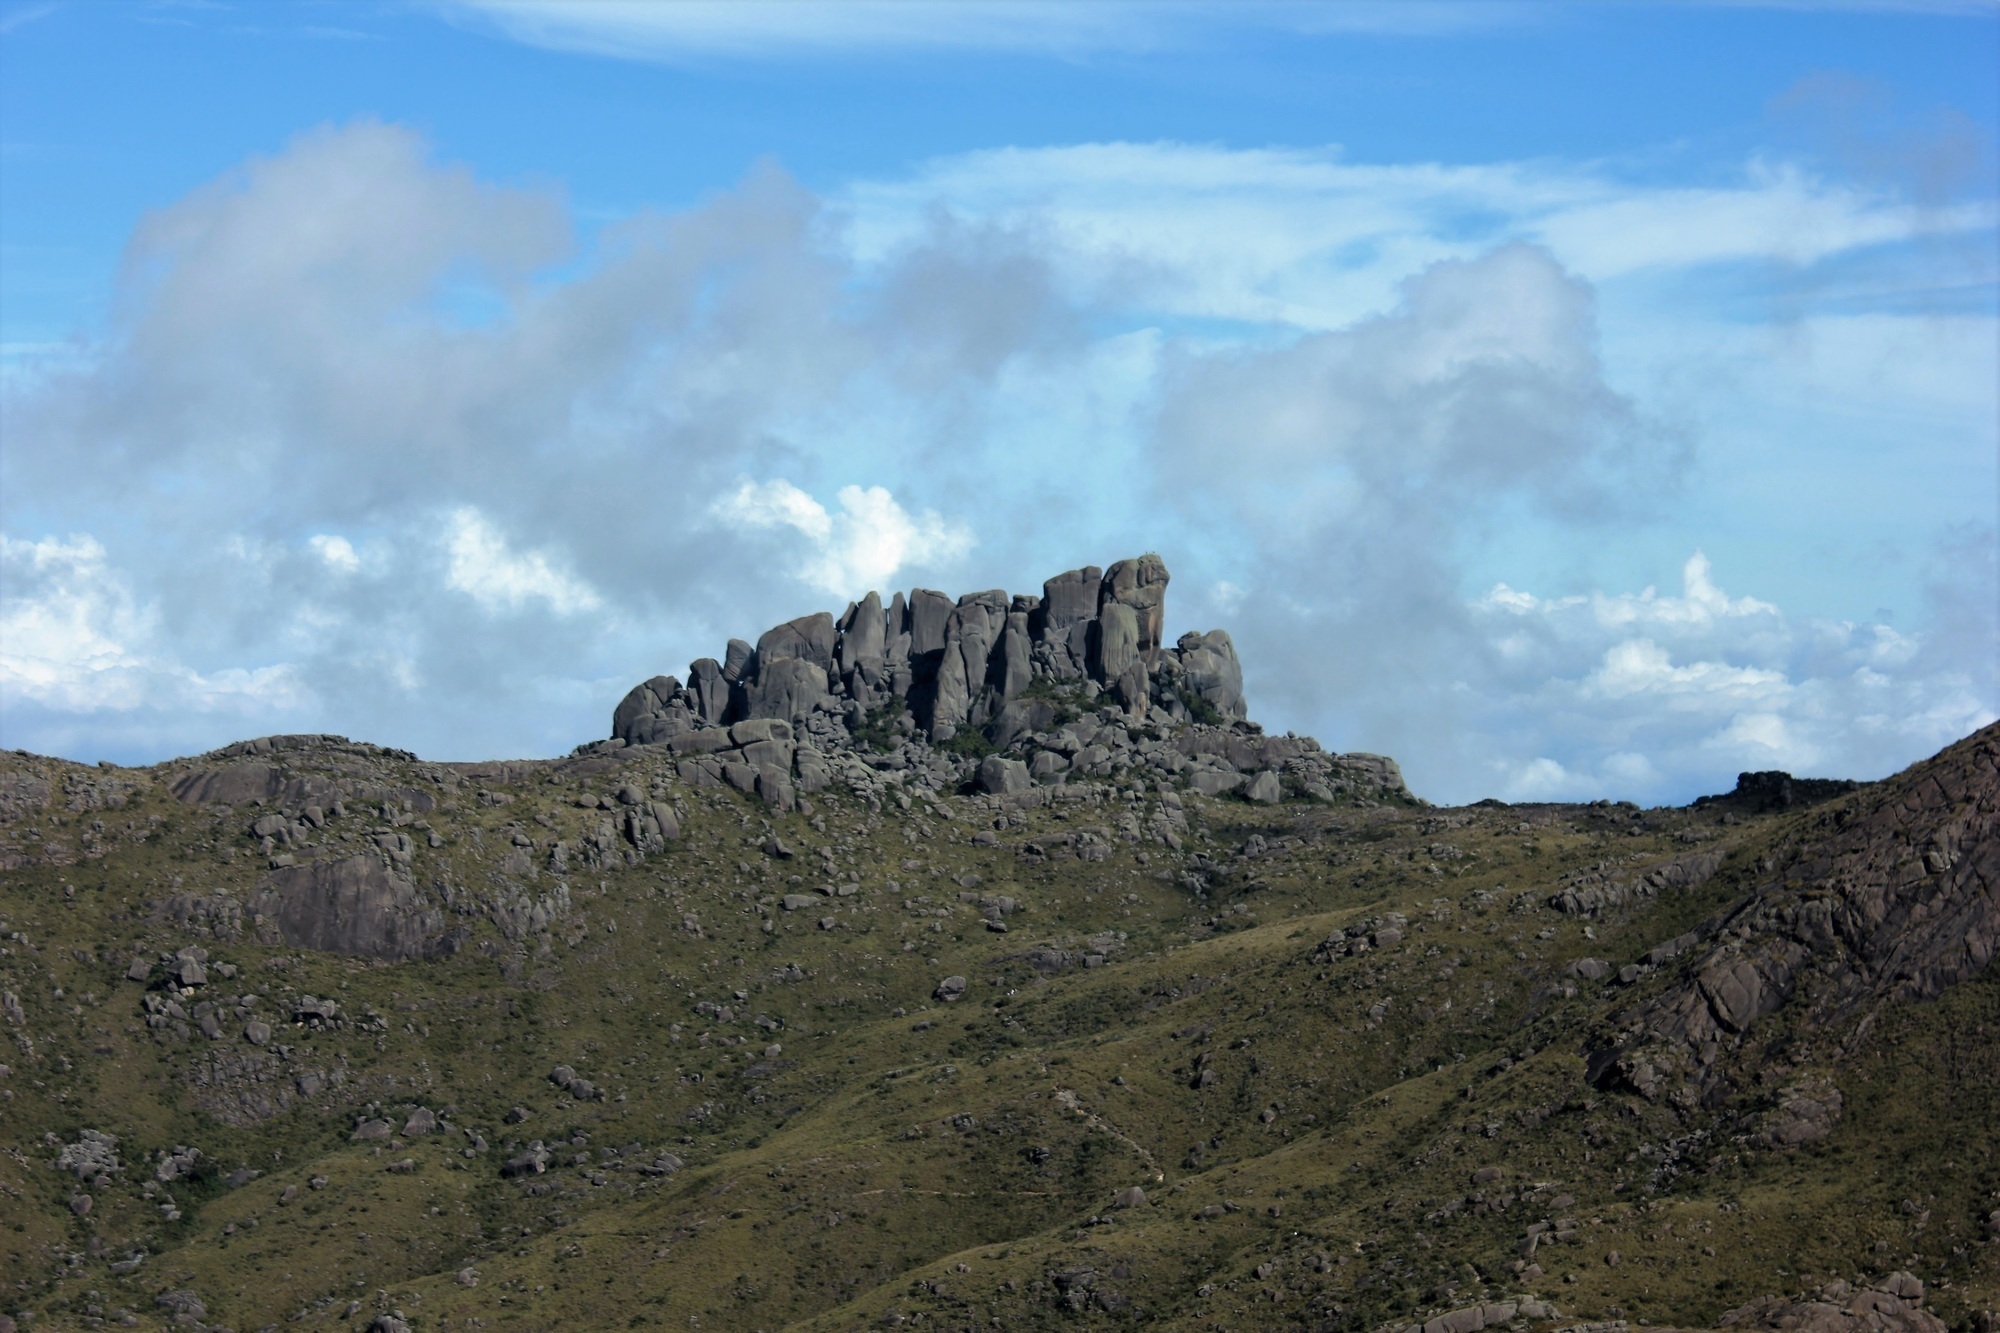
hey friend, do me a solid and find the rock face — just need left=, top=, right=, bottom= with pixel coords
left=1587, top=724, right=1998, bottom=1121
left=246, top=855, right=451, bottom=962
left=605, top=554, right=1415, bottom=807
left=1692, top=769, right=1863, bottom=816
left=610, top=556, right=1247, bottom=747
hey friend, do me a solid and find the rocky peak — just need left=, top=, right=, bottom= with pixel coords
left=603, top=554, right=1410, bottom=808
left=611, top=555, right=1233, bottom=753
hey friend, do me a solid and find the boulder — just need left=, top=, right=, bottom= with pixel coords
left=688, top=658, right=729, bottom=725
left=670, top=728, right=734, bottom=755
left=611, top=674, right=680, bottom=744
left=1175, top=629, right=1246, bottom=719
left=1100, top=554, right=1169, bottom=667
left=1245, top=771, right=1283, bottom=804
left=1112, top=659, right=1150, bottom=720
left=1029, top=751, right=1070, bottom=782
left=721, top=637, right=756, bottom=682
left=794, top=746, right=832, bottom=792
left=757, top=612, right=838, bottom=673
left=730, top=717, right=793, bottom=745
left=1039, top=566, right=1103, bottom=635
left=1189, top=771, right=1246, bottom=798
left=934, top=975, right=968, bottom=1002
left=746, top=658, right=827, bottom=723
left=996, top=611, right=1033, bottom=702
left=756, top=768, right=796, bottom=811
left=977, top=756, right=1030, bottom=796
left=988, top=698, right=1056, bottom=749
left=908, top=588, right=954, bottom=658
left=838, top=590, right=886, bottom=677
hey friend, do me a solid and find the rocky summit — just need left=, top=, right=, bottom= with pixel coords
left=0, top=560, right=1994, bottom=1333
left=601, top=554, right=1411, bottom=811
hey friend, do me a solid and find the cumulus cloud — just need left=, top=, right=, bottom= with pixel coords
left=0, top=534, right=306, bottom=718
left=1460, top=548, right=1993, bottom=802
left=715, top=480, right=975, bottom=597
left=307, top=534, right=361, bottom=573
left=443, top=508, right=603, bottom=615
left=0, top=120, right=1989, bottom=793
left=0, top=122, right=1056, bottom=760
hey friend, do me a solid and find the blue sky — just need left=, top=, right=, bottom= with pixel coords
left=1, top=0, right=1995, bottom=804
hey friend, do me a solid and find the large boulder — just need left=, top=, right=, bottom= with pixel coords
left=932, top=595, right=1007, bottom=730
left=612, top=674, right=678, bottom=742
left=837, top=591, right=886, bottom=678
left=1100, top=554, right=1169, bottom=667
left=688, top=658, right=729, bottom=725
left=745, top=658, right=827, bottom=723
left=977, top=755, right=1030, bottom=795
left=1175, top=629, right=1246, bottom=720
left=1040, top=565, right=1102, bottom=631
left=908, top=588, right=954, bottom=659
left=757, top=612, right=838, bottom=673
left=996, top=611, right=1033, bottom=702
left=721, top=638, right=756, bottom=682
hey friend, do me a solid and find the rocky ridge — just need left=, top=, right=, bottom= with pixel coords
left=1587, top=724, right=1998, bottom=1143
left=0, top=580, right=1994, bottom=1330
left=601, top=554, right=1412, bottom=812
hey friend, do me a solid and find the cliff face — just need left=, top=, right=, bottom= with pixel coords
left=605, top=554, right=1413, bottom=809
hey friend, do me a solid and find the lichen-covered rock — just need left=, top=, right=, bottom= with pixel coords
left=247, top=855, right=448, bottom=961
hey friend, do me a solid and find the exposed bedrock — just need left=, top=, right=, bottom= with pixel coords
left=605, top=553, right=1413, bottom=806
left=1585, top=723, right=1998, bottom=1130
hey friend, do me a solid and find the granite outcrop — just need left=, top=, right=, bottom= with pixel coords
left=601, top=555, right=1411, bottom=811
left=1585, top=723, right=1998, bottom=1132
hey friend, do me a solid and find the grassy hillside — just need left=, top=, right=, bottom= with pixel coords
left=0, top=726, right=1992, bottom=1331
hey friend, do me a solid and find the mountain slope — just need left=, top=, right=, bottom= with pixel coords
left=0, top=651, right=1992, bottom=1331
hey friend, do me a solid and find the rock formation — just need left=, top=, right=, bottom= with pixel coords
left=603, top=555, right=1410, bottom=809
left=1586, top=723, right=1998, bottom=1127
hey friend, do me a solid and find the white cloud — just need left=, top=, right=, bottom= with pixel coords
left=0, top=533, right=306, bottom=717
left=441, top=1, right=1998, bottom=63
left=0, top=122, right=1988, bottom=785
left=1583, top=638, right=1790, bottom=703
left=443, top=508, right=602, bottom=615
left=442, top=1, right=1525, bottom=62
left=307, top=533, right=361, bottom=573
left=844, top=143, right=1995, bottom=330
left=1504, top=756, right=1576, bottom=801
left=715, top=479, right=974, bottom=597
left=1455, top=550, right=1994, bottom=799
left=1485, top=551, right=1780, bottom=631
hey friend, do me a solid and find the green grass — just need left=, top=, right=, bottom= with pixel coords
left=0, top=738, right=1991, bottom=1331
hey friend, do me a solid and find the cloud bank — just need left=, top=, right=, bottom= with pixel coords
left=1, top=121, right=1991, bottom=802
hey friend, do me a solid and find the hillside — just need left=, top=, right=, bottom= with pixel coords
left=0, top=557, right=1992, bottom=1333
